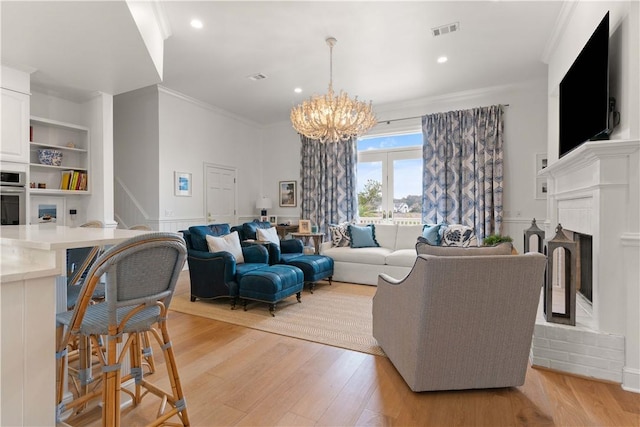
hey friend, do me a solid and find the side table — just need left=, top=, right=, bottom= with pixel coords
left=274, top=224, right=299, bottom=239
left=291, top=232, right=324, bottom=255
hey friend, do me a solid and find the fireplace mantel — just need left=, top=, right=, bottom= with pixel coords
left=533, top=138, right=639, bottom=392
left=540, top=139, right=640, bottom=179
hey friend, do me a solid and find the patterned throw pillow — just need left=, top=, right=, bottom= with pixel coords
left=329, top=223, right=351, bottom=247
left=441, top=224, right=477, bottom=247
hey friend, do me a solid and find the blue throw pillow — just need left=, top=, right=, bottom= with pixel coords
left=422, top=223, right=444, bottom=246
left=348, top=224, right=379, bottom=248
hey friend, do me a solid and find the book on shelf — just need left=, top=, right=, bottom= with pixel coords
left=58, top=170, right=88, bottom=191
left=78, top=172, right=87, bottom=191
left=70, top=171, right=80, bottom=190
left=60, top=170, right=73, bottom=190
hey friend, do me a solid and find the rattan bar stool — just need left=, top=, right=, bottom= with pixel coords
left=56, top=232, right=190, bottom=427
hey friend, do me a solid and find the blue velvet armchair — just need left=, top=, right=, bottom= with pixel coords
left=231, top=221, right=304, bottom=265
left=181, top=224, right=269, bottom=305
left=232, top=221, right=334, bottom=292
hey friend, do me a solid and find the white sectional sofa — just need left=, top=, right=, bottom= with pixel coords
left=320, top=223, right=423, bottom=285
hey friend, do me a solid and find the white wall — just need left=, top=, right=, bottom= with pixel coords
left=260, top=123, right=302, bottom=225
left=30, top=91, right=85, bottom=126
left=114, top=85, right=160, bottom=221
left=546, top=1, right=639, bottom=163
left=262, top=79, right=549, bottom=252
left=114, top=86, right=264, bottom=230
left=157, top=88, right=263, bottom=225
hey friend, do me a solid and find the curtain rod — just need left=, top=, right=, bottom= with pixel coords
left=379, top=104, right=510, bottom=125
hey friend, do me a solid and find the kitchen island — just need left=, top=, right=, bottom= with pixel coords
left=0, top=225, right=149, bottom=426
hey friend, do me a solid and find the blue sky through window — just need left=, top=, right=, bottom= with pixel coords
left=357, top=132, right=422, bottom=151
left=357, top=133, right=422, bottom=200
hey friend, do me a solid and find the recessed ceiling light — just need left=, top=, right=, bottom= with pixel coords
left=437, top=56, right=448, bottom=64
left=190, top=19, right=203, bottom=29
left=294, top=88, right=302, bottom=93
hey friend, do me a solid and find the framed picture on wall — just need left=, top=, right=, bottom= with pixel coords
left=174, top=171, right=192, bottom=197
left=535, top=178, right=548, bottom=200
left=535, top=153, right=548, bottom=199
left=279, top=180, right=297, bottom=207
left=298, top=219, right=311, bottom=234
left=30, top=196, right=65, bottom=225
left=536, top=153, right=548, bottom=172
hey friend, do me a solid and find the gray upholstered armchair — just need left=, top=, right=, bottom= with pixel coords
left=373, top=253, right=546, bottom=392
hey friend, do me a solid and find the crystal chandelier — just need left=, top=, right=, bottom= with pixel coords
left=290, top=37, right=377, bottom=143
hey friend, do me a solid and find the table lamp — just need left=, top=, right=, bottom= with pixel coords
left=256, top=197, right=272, bottom=216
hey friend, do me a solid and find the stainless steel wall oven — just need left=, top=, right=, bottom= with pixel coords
left=1, top=171, right=26, bottom=225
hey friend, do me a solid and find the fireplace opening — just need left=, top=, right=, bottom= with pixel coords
left=573, top=231, right=593, bottom=302
left=549, top=230, right=593, bottom=306
left=546, top=229, right=593, bottom=324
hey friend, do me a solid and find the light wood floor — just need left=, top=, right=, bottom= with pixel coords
left=69, top=272, right=639, bottom=427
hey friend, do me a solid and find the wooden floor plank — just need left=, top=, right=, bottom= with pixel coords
left=289, top=349, right=369, bottom=422
left=66, top=272, right=640, bottom=427
left=316, top=354, right=379, bottom=426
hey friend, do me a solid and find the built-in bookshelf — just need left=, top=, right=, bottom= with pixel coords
left=28, top=116, right=90, bottom=195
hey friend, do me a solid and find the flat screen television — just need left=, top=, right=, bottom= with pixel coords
left=559, top=11, right=610, bottom=158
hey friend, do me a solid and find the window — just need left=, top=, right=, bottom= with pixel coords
left=357, top=133, right=422, bottom=223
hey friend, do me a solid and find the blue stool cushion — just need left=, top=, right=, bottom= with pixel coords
left=239, top=265, right=303, bottom=303
left=286, top=255, right=334, bottom=283
left=281, top=252, right=304, bottom=263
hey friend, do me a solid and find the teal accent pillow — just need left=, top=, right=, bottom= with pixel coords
left=422, top=223, right=444, bottom=246
left=348, top=224, right=379, bottom=248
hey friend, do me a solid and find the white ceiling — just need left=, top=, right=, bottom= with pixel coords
left=1, top=1, right=564, bottom=126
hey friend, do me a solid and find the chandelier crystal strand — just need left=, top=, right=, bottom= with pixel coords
left=291, top=37, right=376, bottom=143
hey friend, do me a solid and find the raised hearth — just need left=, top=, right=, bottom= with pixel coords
left=533, top=139, right=639, bottom=392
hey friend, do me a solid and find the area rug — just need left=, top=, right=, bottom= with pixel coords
left=169, top=281, right=385, bottom=357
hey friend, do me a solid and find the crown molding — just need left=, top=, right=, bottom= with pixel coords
left=157, top=85, right=261, bottom=128
left=541, top=1, right=578, bottom=64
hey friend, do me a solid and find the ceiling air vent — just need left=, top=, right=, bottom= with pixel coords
left=432, top=22, right=460, bottom=37
left=248, top=73, right=268, bottom=81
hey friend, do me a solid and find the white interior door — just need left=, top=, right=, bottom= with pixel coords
left=204, top=163, right=236, bottom=225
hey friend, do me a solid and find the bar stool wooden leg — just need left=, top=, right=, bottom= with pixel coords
left=102, top=329, right=122, bottom=427
left=140, top=331, right=156, bottom=374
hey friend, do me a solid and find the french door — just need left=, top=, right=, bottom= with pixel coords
left=357, top=147, right=422, bottom=221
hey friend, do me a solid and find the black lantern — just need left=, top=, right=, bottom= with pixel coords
left=544, top=224, right=577, bottom=326
left=524, top=218, right=545, bottom=253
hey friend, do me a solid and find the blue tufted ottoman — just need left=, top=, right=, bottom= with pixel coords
left=238, top=265, right=304, bottom=316
left=285, top=255, right=334, bottom=293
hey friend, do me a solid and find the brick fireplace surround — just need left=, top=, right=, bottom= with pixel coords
left=533, top=139, right=640, bottom=392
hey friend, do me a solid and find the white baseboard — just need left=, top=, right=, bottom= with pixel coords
left=622, top=367, right=640, bottom=393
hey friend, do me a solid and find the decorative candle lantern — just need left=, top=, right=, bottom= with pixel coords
left=544, top=224, right=577, bottom=325
left=524, top=218, right=545, bottom=253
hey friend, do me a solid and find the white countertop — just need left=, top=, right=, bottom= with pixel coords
left=0, top=225, right=148, bottom=250
left=0, top=225, right=151, bottom=283
left=0, top=263, right=60, bottom=283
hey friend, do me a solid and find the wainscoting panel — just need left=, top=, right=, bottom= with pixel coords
left=502, top=217, right=543, bottom=254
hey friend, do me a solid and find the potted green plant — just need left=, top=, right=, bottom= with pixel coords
left=482, top=234, right=516, bottom=253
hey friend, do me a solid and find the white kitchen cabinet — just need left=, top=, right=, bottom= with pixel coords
left=0, top=88, right=30, bottom=163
